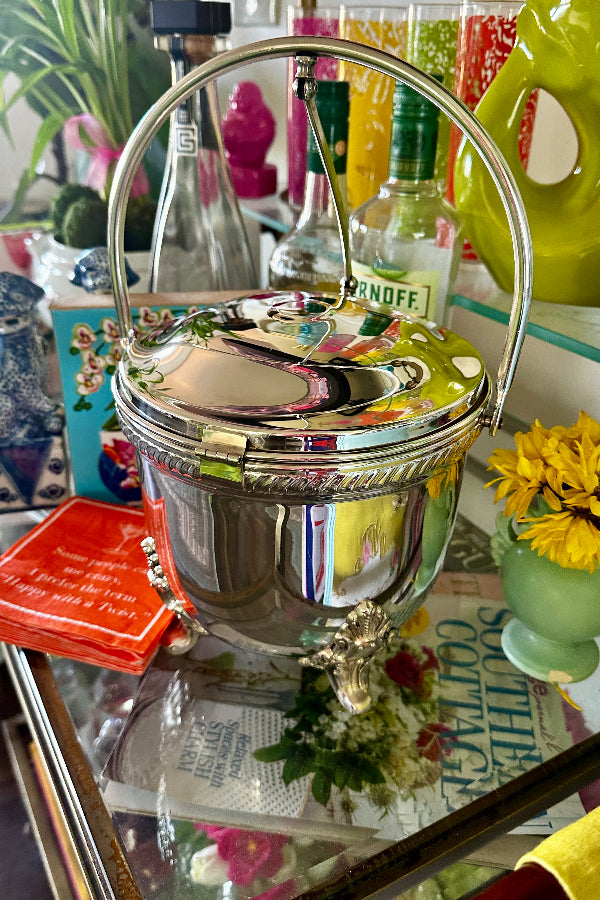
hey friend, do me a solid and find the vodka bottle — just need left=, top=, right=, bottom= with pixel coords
left=149, top=0, right=257, bottom=292
left=349, top=79, right=461, bottom=324
left=269, top=80, right=350, bottom=293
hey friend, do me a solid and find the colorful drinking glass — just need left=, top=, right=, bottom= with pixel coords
left=340, top=6, right=410, bottom=210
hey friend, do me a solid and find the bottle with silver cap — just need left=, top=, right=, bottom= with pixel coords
left=148, top=0, right=257, bottom=292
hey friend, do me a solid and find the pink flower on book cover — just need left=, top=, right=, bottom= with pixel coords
left=384, top=650, right=424, bottom=692
left=384, top=644, right=439, bottom=698
left=75, top=369, right=104, bottom=396
left=191, top=825, right=291, bottom=886
left=80, top=349, right=106, bottom=376
left=137, top=305, right=196, bottom=330
left=421, top=646, right=440, bottom=672
left=71, top=323, right=96, bottom=352
left=102, top=439, right=140, bottom=491
left=101, top=316, right=122, bottom=345
left=104, top=344, right=124, bottom=368
left=69, top=307, right=192, bottom=413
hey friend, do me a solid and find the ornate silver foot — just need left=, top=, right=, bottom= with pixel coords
left=141, top=536, right=208, bottom=654
left=299, top=599, right=392, bottom=714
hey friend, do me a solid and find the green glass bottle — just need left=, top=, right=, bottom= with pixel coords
left=268, top=80, right=350, bottom=293
left=349, top=79, right=462, bottom=324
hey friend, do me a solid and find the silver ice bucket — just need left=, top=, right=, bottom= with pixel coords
left=108, top=38, right=532, bottom=713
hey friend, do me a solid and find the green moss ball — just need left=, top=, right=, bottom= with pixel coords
left=51, top=183, right=103, bottom=236
left=62, top=197, right=109, bottom=249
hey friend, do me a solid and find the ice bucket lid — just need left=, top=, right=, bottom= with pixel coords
left=114, top=289, right=489, bottom=455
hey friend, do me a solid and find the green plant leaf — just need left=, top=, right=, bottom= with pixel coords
left=281, top=743, right=316, bottom=785
left=333, top=764, right=351, bottom=790
left=358, top=757, right=386, bottom=785
left=0, top=61, right=73, bottom=116
left=311, top=769, right=333, bottom=806
left=0, top=0, right=165, bottom=189
left=29, top=110, right=65, bottom=175
left=101, top=411, right=120, bottom=431
left=253, top=743, right=290, bottom=763
left=0, top=169, right=36, bottom=225
left=55, top=0, right=79, bottom=51
left=348, top=770, right=365, bottom=792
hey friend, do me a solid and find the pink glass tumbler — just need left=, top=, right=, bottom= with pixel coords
left=286, top=6, right=340, bottom=210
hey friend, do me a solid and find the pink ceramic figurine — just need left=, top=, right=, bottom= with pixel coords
left=222, top=81, right=277, bottom=198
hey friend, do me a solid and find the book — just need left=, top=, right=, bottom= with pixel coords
left=29, top=740, right=93, bottom=900
left=102, top=584, right=586, bottom=842
left=50, top=290, right=242, bottom=503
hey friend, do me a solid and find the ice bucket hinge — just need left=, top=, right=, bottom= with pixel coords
left=199, top=429, right=248, bottom=466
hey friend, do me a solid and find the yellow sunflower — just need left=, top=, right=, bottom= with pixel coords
left=486, top=419, right=562, bottom=519
left=564, top=410, right=600, bottom=444
left=545, top=432, right=600, bottom=515
left=487, top=412, right=600, bottom=572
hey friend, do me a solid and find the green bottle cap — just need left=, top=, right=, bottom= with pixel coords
left=389, top=75, right=442, bottom=181
left=392, top=80, right=441, bottom=120
left=306, top=80, right=350, bottom=176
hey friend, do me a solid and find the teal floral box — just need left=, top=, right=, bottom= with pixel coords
left=50, top=292, right=214, bottom=504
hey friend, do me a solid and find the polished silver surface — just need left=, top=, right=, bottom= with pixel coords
left=108, top=35, right=533, bottom=435
left=135, top=451, right=464, bottom=707
left=141, top=536, right=206, bottom=649
left=298, top=599, right=392, bottom=714
left=113, top=289, right=489, bottom=459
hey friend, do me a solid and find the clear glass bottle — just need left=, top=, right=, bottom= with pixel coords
left=269, top=80, right=350, bottom=293
left=149, top=0, right=257, bottom=293
left=349, top=78, right=461, bottom=324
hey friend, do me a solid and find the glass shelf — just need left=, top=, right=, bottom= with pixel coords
left=452, top=264, right=600, bottom=363
left=240, top=195, right=294, bottom=235
left=3, top=451, right=600, bottom=899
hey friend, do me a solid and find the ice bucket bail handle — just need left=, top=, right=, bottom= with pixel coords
left=108, top=35, right=533, bottom=436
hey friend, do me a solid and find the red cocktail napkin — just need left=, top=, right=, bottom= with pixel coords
left=0, top=496, right=182, bottom=673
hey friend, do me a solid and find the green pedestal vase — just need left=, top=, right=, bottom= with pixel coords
left=500, top=542, right=600, bottom=683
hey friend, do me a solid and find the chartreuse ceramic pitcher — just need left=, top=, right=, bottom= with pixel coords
left=454, top=0, right=600, bottom=306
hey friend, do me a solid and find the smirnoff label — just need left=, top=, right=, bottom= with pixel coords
left=352, top=261, right=440, bottom=319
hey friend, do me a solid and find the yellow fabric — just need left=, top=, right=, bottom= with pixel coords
left=516, top=805, right=600, bottom=899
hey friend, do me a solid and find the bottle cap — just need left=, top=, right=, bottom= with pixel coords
left=389, top=75, right=443, bottom=180
left=307, top=80, right=350, bottom=175
left=315, top=80, right=351, bottom=118
left=150, top=0, right=232, bottom=36
left=392, top=76, right=442, bottom=121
